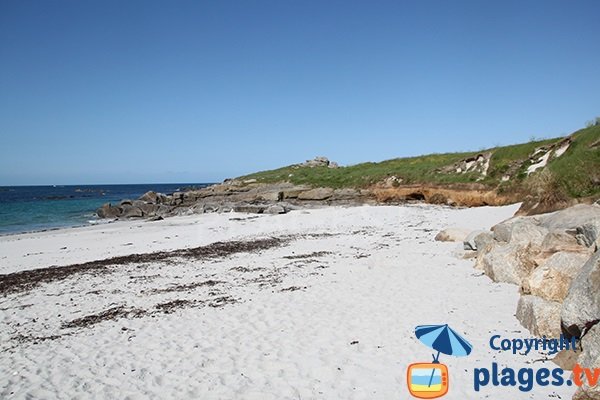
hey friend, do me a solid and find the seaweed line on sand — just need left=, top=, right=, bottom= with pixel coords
left=61, top=306, right=147, bottom=329
left=0, top=237, right=288, bottom=295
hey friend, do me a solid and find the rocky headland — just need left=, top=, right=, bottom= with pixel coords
left=96, top=122, right=599, bottom=221
left=95, top=178, right=527, bottom=221
left=96, top=179, right=374, bottom=220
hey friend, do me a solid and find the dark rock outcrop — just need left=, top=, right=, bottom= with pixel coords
left=120, top=204, right=144, bottom=218
left=516, top=295, right=562, bottom=338
left=96, top=180, right=373, bottom=220
left=297, top=187, right=334, bottom=201
left=96, top=203, right=121, bottom=219
left=561, top=250, right=600, bottom=338
left=300, top=156, right=336, bottom=168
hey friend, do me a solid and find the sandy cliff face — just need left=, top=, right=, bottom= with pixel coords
left=370, top=184, right=515, bottom=207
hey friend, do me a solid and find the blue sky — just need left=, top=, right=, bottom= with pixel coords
left=1, top=0, right=599, bottom=185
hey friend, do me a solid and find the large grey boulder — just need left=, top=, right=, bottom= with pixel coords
left=278, top=185, right=311, bottom=200
left=527, top=251, right=589, bottom=302
left=131, top=199, right=149, bottom=209
left=577, top=219, right=600, bottom=248
left=257, top=191, right=283, bottom=202
left=139, top=191, right=157, bottom=203
left=219, top=203, right=234, bottom=213
left=516, top=295, right=562, bottom=338
left=283, top=189, right=305, bottom=199
left=234, top=191, right=261, bottom=203
left=572, top=353, right=600, bottom=399
left=233, top=204, right=267, bottom=214
left=473, top=232, right=494, bottom=270
left=264, top=204, right=286, bottom=215
left=491, top=219, right=548, bottom=246
left=190, top=204, right=206, bottom=214
left=136, top=202, right=159, bottom=216
left=183, top=191, right=201, bottom=203
left=509, top=221, right=549, bottom=246
left=302, top=156, right=331, bottom=167
left=120, top=204, right=144, bottom=218
left=435, top=228, right=471, bottom=243
left=539, top=204, right=600, bottom=231
left=474, top=232, right=494, bottom=252
left=562, top=250, right=600, bottom=338
left=170, top=192, right=184, bottom=206
left=491, top=217, right=527, bottom=242
left=297, top=188, right=334, bottom=201
left=202, top=203, right=221, bottom=213
left=579, top=324, right=600, bottom=369
left=540, top=230, right=587, bottom=254
left=155, top=204, right=173, bottom=217
left=574, top=324, right=600, bottom=400
left=138, top=191, right=167, bottom=204
left=481, top=219, right=559, bottom=284
left=482, top=243, right=538, bottom=285
left=463, top=230, right=488, bottom=251
left=331, top=188, right=360, bottom=201
left=551, top=348, right=580, bottom=371
left=96, top=203, right=121, bottom=219
left=491, top=221, right=513, bottom=243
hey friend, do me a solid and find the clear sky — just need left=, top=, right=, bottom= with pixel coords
left=1, top=0, right=599, bottom=185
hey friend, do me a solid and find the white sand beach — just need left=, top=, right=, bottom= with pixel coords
left=0, top=204, right=575, bottom=399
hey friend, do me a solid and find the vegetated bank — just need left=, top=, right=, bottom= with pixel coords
left=97, top=124, right=599, bottom=220
left=236, top=123, right=600, bottom=214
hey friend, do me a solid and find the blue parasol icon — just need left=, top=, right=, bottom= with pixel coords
left=415, top=324, right=472, bottom=387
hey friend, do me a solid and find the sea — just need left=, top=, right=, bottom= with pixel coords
left=0, top=183, right=212, bottom=235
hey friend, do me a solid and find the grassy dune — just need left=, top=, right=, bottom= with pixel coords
left=239, top=125, right=600, bottom=199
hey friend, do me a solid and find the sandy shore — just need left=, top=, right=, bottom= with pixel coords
left=0, top=204, right=574, bottom=399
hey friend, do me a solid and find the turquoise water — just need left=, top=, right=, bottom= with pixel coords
left=410, top=369, right=442, bottom=386
left=410, top=375, right=443, bottom=386
left=0, top=184, right=210, bottom=235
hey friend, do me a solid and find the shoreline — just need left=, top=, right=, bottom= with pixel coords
left=0, top=201, right=459, bottom=238
left=0, top=218, right=117, bottom=238
left=0, top=203, right=504, bottom=276
left=0, top=182, right=213, bottom=237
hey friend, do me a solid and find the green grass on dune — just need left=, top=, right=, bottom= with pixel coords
left=485, top=138, right=560, bottom=181
left=238, top=125, right=600, bottom=198
left=546, top=125, right=600, bottom=198
left=240, top=151, right=483, bottom=189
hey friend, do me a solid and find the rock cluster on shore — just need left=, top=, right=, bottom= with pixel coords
left=458, top=204, right=600, bottom=400
left=96, top=181, right=374, bottom=220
